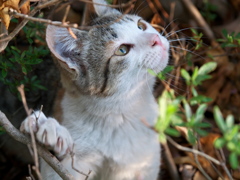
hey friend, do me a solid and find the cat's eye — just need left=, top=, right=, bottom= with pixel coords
left=137, top=21, right=146, bottom=31
left=115, top=45, right=131, bottom=56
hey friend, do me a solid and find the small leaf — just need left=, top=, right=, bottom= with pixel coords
left=181, top=69, right=191, bottom=84
left=195, top=104, right=207, bottom=122
left=227, top=141, right=236, bottom=151
left=198, top=62, right=217, bottom=76
left=226, top=115, right=234, bottom=129
left=183, top=100, right=192, bottom=121
left=195, top=128, right=208, bottom=136
left=214, top=138, right=226, bottom=149
left=187, top=130, right=196, bottom=145
left=147, top=69, right=156, bottom=76
left=165, top=128, right=180, bottom=137
left=22, top=66, right=27, bottom=74
left=229, top=152, right=239, bottom=169
left=194, top=74, right=211, bottom=85
left=195, top=122, right=211, bottom=128
left=213, top=106, right=226, bottom=132
left=222, top=29, right=228, bottom=38
left=190, top=95, right=212, bottom=104
left=191, top=87, right=198, bottom=97
left=1, top=69, right=7, bottom=78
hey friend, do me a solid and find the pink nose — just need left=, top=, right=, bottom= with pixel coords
left=151, top=34, right=162, bottom=47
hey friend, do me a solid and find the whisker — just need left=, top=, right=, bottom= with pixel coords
left=166, top=27, right=203, bottom=38
left=160, top=78, right=187, bottom=95
left=170, top=45, right=206, bottom=60
left=134, top=1, right=149, bottom=15
left=162, top=19, right=180, bottom=36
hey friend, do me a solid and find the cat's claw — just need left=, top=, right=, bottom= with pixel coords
left=20, top=111, right=73, bottom=157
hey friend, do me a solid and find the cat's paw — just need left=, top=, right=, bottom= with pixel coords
left=20, top=111, right=73, bottom=157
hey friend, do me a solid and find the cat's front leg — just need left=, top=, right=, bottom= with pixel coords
left=20, top=111, right=73, bottom=157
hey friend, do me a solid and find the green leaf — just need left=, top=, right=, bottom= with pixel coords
left=22, top=66, right=27, bottom=74
left=158, top=65, right=174, bottom=80
left=1, top=70, right=7, bottom=78
left=194, top=122, right=211, bottom=128
left=190, top=95, right=212, bottom=105
left=191, top=28, right=198, bottom=35
left=183, top=100, right=192, bottom=121
left=165, top=128, right=180, bottom=137
left=181, top=69, right=191, bottom=84
left=195, top=104, right=207, bottom=122
left=222, top=29, right=228, bottom=38
left=195, top=128, right=208, bottom=136
left=229, top=152, right=239, bottom=169
left=194, top=74, right=211, bottom=85
left=159, top=133, right=167, bottom=144
left=191, top=67, right=199, bottom=82
left=226, top=115, right=234, bottom=129
left=213, top=106, right=226, bottom=132
left=214, top=138, right=226, bottom=149
left=198, top=62, right=217, bottom=76
left=191, top=87, right=198, bottom=97
left=10, top=46, right=21, bottom=53
left=148, top=69, right=157, bottom=76
left=227, top=141, right=236, bottom=151
left=187, top=130, right=196, bottom=144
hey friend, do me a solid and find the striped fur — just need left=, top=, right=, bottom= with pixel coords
left=42, top=0, right=170, bottom=179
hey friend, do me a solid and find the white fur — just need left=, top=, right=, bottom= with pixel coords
left=21, top=1, right=170, bottom=179
left=39, top=77, right=160, bottom=180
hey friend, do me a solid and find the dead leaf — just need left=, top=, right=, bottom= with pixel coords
left=0, top=0, right=20, bottom=29
left=20, top=0, right=29, bottom=15
left=151, top=13, right=162, bottom=25
left=0, top=7, right=10, bottom=29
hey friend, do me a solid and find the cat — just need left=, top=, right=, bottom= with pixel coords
left=20, top=0, right=170, bottom=179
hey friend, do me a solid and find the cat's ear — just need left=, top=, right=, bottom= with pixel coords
left=93, top=0, right=121, bottom=16
left=46, top=25, right=87, bottom=78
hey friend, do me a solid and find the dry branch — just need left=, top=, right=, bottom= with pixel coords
left=167, top=136, right=233, bottom=180
left=179, top=0, right=215, bottom=41
left=0, top=111, right=75, bottom=180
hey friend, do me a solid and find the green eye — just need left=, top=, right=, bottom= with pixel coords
left=138, top=21, right=146, bottom=31
left=115, top=45, right=131, bottom=56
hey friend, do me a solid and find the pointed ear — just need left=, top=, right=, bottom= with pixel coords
left=46, top=25, right=87, bottom=78
left=93, top=0, right=121, bottom=16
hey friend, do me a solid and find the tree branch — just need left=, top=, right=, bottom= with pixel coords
left=0, top=111, right=75, bottom=180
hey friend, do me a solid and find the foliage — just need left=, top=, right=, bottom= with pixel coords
left=214, top=107, right=240, bottom=169
left=217, top=29, right=240, bottom=48
left=190, top=28, right=203, bottom=50
left=200, top=0, right=218, bottom=23
left=156, top=26, right=240, bottom=171
left=156, top=61, right=216, bottom=144
left=0, top=19, right=49, bottom=94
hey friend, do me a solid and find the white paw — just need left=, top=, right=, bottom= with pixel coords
left=20, top=111, right=73, bottom=157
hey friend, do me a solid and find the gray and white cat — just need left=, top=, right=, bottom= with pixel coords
left=21, top=0, right=169, bottom=179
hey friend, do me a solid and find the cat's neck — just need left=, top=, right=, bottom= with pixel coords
left=62, top=75, right=156, bottom=117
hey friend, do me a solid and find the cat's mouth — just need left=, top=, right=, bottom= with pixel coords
left=142, top=48, right=169, bottom=74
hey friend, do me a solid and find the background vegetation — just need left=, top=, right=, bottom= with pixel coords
left=0, top=0, right=239, bottom=179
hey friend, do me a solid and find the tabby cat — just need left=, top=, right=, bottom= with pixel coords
left=21, top=0, right=170, bottom=179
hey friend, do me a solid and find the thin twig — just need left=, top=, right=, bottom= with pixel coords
left=162, top=142, right=181, bottom=180
left=0, top=111, right=75, bottom=180
left=17, top=85, right=42, bottom=180
left=77, top=0, right=136, bottom=8
left=179, top=0, right=215, bottom=40
left=28, top=164, right=36, bottom=180
left=167, top=136, right=233, bottom=180
left=9, top=9, right=79, bottom=28
left=193, top=145, right=212, bottom=180
left=62, top=5, right=71, bottom=23
left=0, top=0, right=63, bottom=43
left=70, top=150, right=90, bottom=178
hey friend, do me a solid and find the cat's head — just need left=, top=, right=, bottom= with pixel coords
left=46, top=0, right=169, bottom=97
